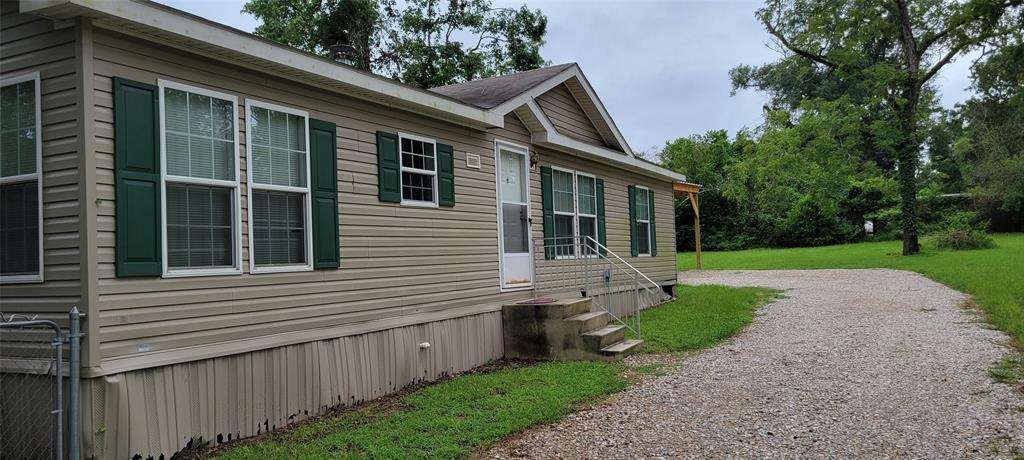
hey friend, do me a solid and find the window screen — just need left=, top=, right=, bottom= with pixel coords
left=251, top=190, right=305, bottom=266
left=166, top=184, right=234, bottom=268
left=1, top=182, right=39, bottom=275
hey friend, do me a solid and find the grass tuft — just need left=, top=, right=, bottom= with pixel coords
left=628, top=285, right=779, bottom=354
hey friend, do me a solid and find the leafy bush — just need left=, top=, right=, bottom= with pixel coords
left=929, top=211, right=996, bottom=250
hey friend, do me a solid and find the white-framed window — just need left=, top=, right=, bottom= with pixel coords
left=635, top=185, right=652, bottom=256
left=245, top=99, right=313, bottom=273
left=399, top=132, right=438, bottom=207
left=0, top=72, right=43, bottom=283
left=551, top=166, right=598, bottom=258
left=158, top=80, right=242, bottom=277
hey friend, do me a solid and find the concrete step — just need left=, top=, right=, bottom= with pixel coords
left=564, top=311, right=609, bottom=333
left=581, top=325, right=626, bottom=350
left=601, top=339, right=643, bottom=357
left=560, top=297, right=593, bottom=318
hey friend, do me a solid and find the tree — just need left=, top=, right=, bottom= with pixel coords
left=242, top=0, right=548, bottom=88
left=954, top=25, right=1024, bottom=229
left=744, top=0, right=1022, bottom=254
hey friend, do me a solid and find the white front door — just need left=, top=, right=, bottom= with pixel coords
left=496, top=141, right=533, bottom=289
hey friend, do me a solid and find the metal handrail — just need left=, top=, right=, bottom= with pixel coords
left=532, top=236, right=671, bottom=340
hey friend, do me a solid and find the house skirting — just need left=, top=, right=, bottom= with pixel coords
left=79, top=311, right=503, bottom=460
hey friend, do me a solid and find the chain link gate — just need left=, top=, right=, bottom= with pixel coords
left=0, top=308, right=83, bottom=460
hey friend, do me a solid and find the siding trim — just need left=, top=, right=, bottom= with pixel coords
left=89, top=301, right=508, bottom=377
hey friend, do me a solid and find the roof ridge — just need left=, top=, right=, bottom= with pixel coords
left=431, top=63, right=576, bottom=90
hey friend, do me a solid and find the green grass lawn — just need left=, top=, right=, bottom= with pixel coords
left=630, top=285, right=779, bottom=354
left=211, top=361, right=626, bottom=459
left=677, top=233, right=1024, bottom=347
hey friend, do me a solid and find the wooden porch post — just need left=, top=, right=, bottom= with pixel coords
left=673, top=182, right=703, bottom=271
left=688, top=191, right=701, bottom=270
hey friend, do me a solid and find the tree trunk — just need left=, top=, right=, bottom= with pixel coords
left=897, top=81, right=921, bottom=255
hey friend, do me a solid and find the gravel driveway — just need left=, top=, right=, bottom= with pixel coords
left=487, top=269, right=1024, bottom=459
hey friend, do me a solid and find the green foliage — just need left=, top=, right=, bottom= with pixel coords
left=664, top=100, right=899, bottom=250
left=676, top=234, right=1024, bottom=348
left=628, top=285, right=779, bottom=354
left=212, top=361, right=625, bottom=459
left=243, top=0, right=548, bottom=88
left=734, top=0, right=1023, bottom=254
left=929, top=211, right=996, bottom=250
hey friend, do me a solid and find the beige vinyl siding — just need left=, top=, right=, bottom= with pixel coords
left=90, top=29, right=535, bottom=370
left=535, top=83, right=608, bottom=148
left=0, top=4, right=81, bottom=328
left=80, top=311, right=502, bottom=460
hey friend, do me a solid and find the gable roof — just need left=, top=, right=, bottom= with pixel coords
left=430, top=63, right=575, bottom=109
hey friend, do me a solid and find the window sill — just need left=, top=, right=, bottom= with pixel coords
left=400, top=200, right=439, bottom=208
left=250, top=264, right=314, bottom=274
left=0, top=274, right=43, bottom=284
left=163, top=267, right=242, bottom=278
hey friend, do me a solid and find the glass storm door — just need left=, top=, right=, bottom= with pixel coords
left=496, top=143, right=533, bottom=289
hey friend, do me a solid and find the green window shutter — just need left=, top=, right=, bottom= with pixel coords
left=310, top=119, right=340, bottom=269
left=437, top=143, right=455, bottom=207
left=648, top=189, right=657, bottom=256
left=114, top=78, right=161, bottom=277
left=376, top=131, right=400, bottom=203
left=596, top=178, right=607, bottom=256
left=628, top=185, right=638, bottom=257
left=540, top=166, right=555, bottom=260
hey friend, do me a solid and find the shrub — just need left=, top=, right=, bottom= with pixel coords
left=930, top=211, right=996, bottom=250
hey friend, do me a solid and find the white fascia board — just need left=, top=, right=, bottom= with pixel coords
left=525, top=101, right=685, bottom=183
left=21, top=0, right=504, bottom=128
left=489, top=65, right=635, bottom=156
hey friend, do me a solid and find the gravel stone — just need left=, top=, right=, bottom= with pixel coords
left=486, top=269, right=1024, bottom=459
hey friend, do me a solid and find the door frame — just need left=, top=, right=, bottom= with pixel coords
left=494, top=139, right=534, bottom=291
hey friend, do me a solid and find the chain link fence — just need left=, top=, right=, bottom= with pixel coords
left=0, top=309, right=83, bottom=460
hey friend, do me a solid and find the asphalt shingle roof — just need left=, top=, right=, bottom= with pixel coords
left=429, top=63, right=576, bottom=109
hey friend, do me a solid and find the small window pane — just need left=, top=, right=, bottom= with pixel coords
left=251, top=190, right=306, bottom=266
left=165, top=133, right=190, bottom=176
left=188, top=93, right=213, bottom=137
left=0, top=181, right=40, bottom=276
left=189, top=136, right=214, bottom=179
left=164, top=89, right=189, bottom=133
left=166, top=183, right=234, bottom=269
left=212, top=98, right=234, bottom=140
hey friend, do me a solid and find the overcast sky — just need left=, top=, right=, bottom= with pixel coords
left=161, top=0, right=977, bottom=154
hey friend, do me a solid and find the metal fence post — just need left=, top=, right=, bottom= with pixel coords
left=69, top=307, right=83, bottom=460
